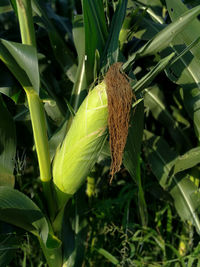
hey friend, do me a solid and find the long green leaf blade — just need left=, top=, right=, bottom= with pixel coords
left=144, top=131, right=200, bottom=234
left=0, top=186, right=49, bottom=243
left=32, top=0, right=77, bottom=82
left=126, top=4, right=200, bottom=66
left=124, top=101, right=148, bottom=226
left=164, top=0, right=200, bottom=139
left=82, top=0, right=108, bottom=82
left=144, top=85, right=191, bottom=151
left=0, top=39, right=39, bottom=92
left=101, top=0, right=127, bottom=68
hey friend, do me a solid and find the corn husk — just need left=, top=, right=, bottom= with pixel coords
left=53, top=81, right=108, bottom=206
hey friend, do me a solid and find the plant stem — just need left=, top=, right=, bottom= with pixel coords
left=52, top=196, right=71, bottom=237
left=39, top=238, right=63, bottom=267
left=16, top=0, right=55, bottom=217
left=16, top=0, right=36, bottom=47
left=25, top=88, right=51, bottom=182
left=42, top=180, right=57, bottom=220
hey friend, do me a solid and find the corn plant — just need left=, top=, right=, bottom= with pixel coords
left=1, top=0, right=200, bottom=266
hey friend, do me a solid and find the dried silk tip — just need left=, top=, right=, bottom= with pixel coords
left=105, top=62, right=133, bottom=183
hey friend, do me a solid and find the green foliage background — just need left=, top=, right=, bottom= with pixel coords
left=0, top=0, right=200, bottom=266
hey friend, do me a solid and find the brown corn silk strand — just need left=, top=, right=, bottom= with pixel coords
left=105, top=62, right=133, bottom=182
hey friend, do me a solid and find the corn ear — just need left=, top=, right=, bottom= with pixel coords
left=53, top=81, right=108, bottom=207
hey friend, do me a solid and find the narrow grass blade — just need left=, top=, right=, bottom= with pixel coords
left=96, top=248, right=119, bottom=265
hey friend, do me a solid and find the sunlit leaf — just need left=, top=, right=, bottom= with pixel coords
left=164, top=0, right=200, bottom=139
left=144, top=131, right=200, bottom=234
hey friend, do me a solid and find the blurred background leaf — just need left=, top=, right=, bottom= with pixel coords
left=0, top=95, right=16, bottom=187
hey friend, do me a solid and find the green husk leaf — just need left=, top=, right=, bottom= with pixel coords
left=53, top=81, right=108, bottom=208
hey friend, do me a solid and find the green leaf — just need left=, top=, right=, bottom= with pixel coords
left=71, top=15, right=87, bottom=112
left=0, top=40, right=31, bottom=89
left=173, top=147, right=200, bottom=175
left=170, top=174, right=200, bottom=235
left=125, top=53, right=175, bottom=94
left=0, top=186, right=49, bottom=244
left=0, top=0, right=12, bottom=13
left=124, top=101, right=148, bottom=226
left=96, top=248, right=119, bottom=265
left=49, top=120, right=68, bottom=161
left=0, top=96, right=16, bottom=187
left=0, top=230, right=19, bottom=267
left=124, top=102, right=144, bottom=183
left=32, top=0, right=77, bottom=83
left=164, top=0, right=200, bottom=139
left=73, top=15, right=85, bottom=63
left=144, top=130, right=177, bottom=189
left=135, top=0, right=164, bottom=24
left=62, top=191, right=88, bottom=267
left=82, top=0, right=108, bottom=82
left=127, top=4, right=200, bottom=62
left=166, top=0, right=200, bottom=58
left=101, top=0, right=127, bottom=68
left=1, top=39, right=39, bottom=92
left=133, top=15, right=165, bottom=41
left=144, top=84, right=191, bottom=152
left=144, top=131, right=200, bottom=234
